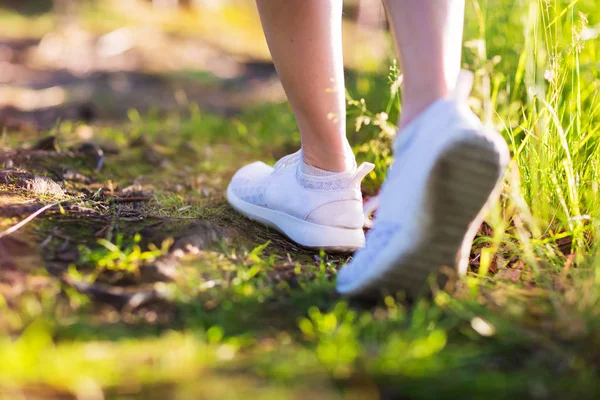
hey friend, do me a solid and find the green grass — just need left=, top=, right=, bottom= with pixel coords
left=1, top=0, right=600, bottom=399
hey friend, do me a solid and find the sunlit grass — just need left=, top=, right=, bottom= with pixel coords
left=1, top=0, right=599, bottom=399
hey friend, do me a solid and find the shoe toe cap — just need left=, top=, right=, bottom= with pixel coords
left=228, top=161, right=274, bottom=206
left=231, top=161, right=273, bottom=183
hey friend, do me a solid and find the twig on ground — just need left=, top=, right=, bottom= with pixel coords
left=0, top=202, right=58, bottom=239
left=110, top=196, right=152, bottom=203
left=39, top=234, right=53, bottom=248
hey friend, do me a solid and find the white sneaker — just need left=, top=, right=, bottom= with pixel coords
left=227, top=151, right=374, bottom=251
left=336, top=75, right=510, bottom=298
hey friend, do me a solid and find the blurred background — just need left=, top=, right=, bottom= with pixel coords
left=0, top=0, right=392, bottom=130
left=2, top=1, right=600, bottom=399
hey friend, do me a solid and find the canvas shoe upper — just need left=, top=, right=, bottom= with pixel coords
left=336, top=71, right=510, bottom=297
left=227, top=150, right=374, bottom=251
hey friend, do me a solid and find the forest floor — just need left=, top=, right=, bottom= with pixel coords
left=1, top=1, right=600, bottom=399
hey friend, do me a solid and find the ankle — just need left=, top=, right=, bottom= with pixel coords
left=400, top=79, right=450, bottom=129
left=302, top=146, right=355, bottom=173
left=400, top=95, right=447, bottom=129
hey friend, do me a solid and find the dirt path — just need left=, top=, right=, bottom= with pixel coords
left=0, top=32, right=341, bottom=337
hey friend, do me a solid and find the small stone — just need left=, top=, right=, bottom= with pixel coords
left=121, top=183, right=143, bottom=193
left=32, top=135, right=59, bottom=151
left=62, top=167, right=89, bottom=182
left=99, top=141, right=120, bottom=155
left=129, top=135, right=148, bottom=148
left=77, top=142, right=105, bottom=171
left=143, top=146, right=166, bottom=165
left=179, top=141, right=199, bottom=157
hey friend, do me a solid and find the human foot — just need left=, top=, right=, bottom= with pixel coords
left=227, top=151, right=374, bottom=251
left=336, top=77, right=510, bottom=298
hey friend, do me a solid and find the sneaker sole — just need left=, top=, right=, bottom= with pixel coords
left=226, top=186, right=366, bottom=252
left=337, top=131, right=509, bottom=298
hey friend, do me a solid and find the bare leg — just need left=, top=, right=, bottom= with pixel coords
left=384, top=0, right=465, bottom=129
left=256, top=0, right=353, bottom=172
left=337, top=1, right=511, bottom=298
